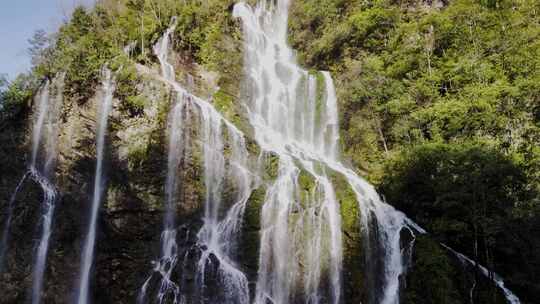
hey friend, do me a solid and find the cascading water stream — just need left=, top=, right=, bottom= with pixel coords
left=0, top=74, right=64, bottom=302
left=138, top=19, right=183, bottom=304
left=76, top=68, right=115, bottom=304
left=139, top=20, right=253, bottom=304
left=31, top=75, right=63, bottom=304
left=30, top=168, right=58, bottom=304
left=194, top=103, right=252, bottom=304
left=138, top=93, right=186, bottom=304
left=15, top=74, right=64, bottom=304
left=234, top=2, right=343, bottom=303
left=154, top=17, right=177, bottom=82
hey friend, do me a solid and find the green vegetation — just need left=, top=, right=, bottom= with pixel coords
left=289, top=0, right=540, bottom=179
left=0, top=0, right=245, bottom=121
left=0, top=74, right=36, bottom=122
left=381, top=142, right=538, bottom=297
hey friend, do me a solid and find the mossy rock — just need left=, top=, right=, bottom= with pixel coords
left=240, top=186, right=266, bottom=287
left=330, top=170, right=365, bottom=301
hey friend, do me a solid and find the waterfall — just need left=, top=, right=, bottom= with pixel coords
left=0, top=74, right=64, bottom=302
left=30, top=168, right=58, bottom=304
left=139, top=20, right=253, bottom=303
left=76, top=68, right=115, bottom=304
left=138, top=93, right=186, bottom=304
left=194, top=101, right=253, bottom=304
left=0, top=74, right=66, bottom=304
left=234, top=1, right=418, bottom=303
left=138, top=19, right=184, bottom=304
left=30, top=74, right=64, bottom=304
left=154, top=17, right=178, bottom=82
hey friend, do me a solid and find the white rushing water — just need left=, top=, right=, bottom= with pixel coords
left=234, top=2, right=342, bottom=302
left=138, top=93, right=185, bottom=304
left=0, top=74, right=64, bottom=302
left=234, top=1, right=417, bottom=303
left=138, top=20, right=183, bottom=304
left=30, top=74, right=64, bottom=304
left=139, top=20, right=254, bottom=304
left=194, top=97, right=253, bottom=304
left=30, top=168, right=58, bottom=304
left=27, top=74, right=64, bottom=304
left=77, top=68, right=115, bottom=304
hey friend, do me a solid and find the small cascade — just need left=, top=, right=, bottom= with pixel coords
left=76, top=68, right=115, bottom=304
left=153, top=17, right=178, bottom=82
left=332, top=166, right=415, bottom=304
left=138, top=93, right=187, bottom=304
left=194, top=102, right=253, bottom=304
left=139, top=20, right=253, bottom=304
left=29, top=167, right=58, bottom=304
left=441, top=244, right=521, bottom=304
left=234, top=2, right=343, bottom=303
left=138, top=19, right=183, bottom=304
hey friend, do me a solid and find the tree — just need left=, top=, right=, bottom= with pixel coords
left=380, top=142, right=538, bottom=299
left=28, top=29, right=50, bottom=67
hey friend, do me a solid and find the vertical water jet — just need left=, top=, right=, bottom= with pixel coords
left=25, top=74, right=64, bottom=304
left=76, top=67, right=115, bottom=304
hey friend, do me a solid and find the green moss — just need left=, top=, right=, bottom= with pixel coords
left=246, top=138, right=261, bottom=156
left=212, top=89, right=233, bottom=111
left=126, top=95, right=146, bottom=113
left=295, top=70, right=327, bottom=131
left=241, top=186, right=266, bottom=279
left=156, top=84, right=173, bottom=126
left=297, top=169, right=317, bottom=208
left=333, top=176, right=359, bottom=238
left=213, top=89, right=242, bottom=124
left=315, top=70, right=325, bottom=127
left=112, top=57, right=144, bottom=115
left=263, top=153, right=280, bottom=182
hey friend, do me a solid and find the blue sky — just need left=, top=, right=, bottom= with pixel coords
left=0, top=0, right=95, bottom=80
